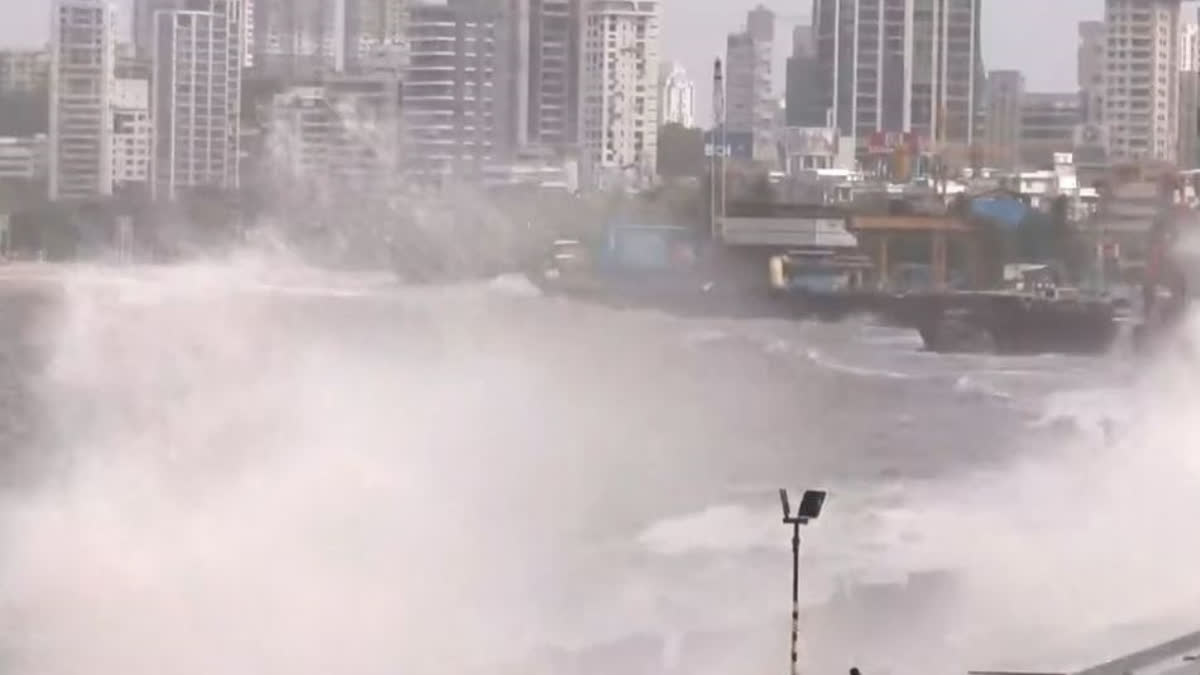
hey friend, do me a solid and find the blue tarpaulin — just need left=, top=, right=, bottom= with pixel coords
left=969, top=196, right=1030, bottom=229
left=601, top=224, right=696, bottom=271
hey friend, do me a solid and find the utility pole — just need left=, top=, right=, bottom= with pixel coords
left=710, top=57, right=724, bottom=241
left=717, top=61, right=726, bottom=231
left=709, top=58, right=717, bottom=240
left=779, top=488, right=827, bottom=675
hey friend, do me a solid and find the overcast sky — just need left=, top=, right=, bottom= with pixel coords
left=0, top=0, right=1125, bottom=123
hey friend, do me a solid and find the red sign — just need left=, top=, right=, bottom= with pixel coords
left=866, top=131, right=924, bottom=155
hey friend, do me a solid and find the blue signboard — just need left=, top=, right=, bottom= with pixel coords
left=703, top=129, right=753, bottom=160
left=969, top=195, right=1030, bottom=229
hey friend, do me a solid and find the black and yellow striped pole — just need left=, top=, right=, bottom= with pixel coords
left=779, top=489, right=827, bottom=675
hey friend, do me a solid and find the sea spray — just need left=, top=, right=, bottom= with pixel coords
left=0, top=257, right=1196, bottom=675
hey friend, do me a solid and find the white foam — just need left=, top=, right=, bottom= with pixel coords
left=804, top=348, right=912, bottom=379
left=681, top=328, right=730, bottom=347
left=637, top=504, right=781, bottom=556
left=487, top=274, right=543, bottom=298
left=1033, top=386, right=1132, bottom=433
left=953, top=373, right=1014, bottom=401
left=5, top=257, right=1200, bottom=675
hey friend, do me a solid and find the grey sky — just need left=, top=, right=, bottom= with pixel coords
left=1, top=0, right=1108, bottom=122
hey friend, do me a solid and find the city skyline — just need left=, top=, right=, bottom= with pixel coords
left=0, top=0, right=1149, bottom=126
left=9, top=0, right=1200, bottom=184
left=5, top=0, right=1200, bottom=279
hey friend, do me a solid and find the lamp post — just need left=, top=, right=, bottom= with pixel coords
left=779, top=488, right=827, bottom=675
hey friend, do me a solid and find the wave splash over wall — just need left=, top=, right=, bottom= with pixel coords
left=0, top=256, right=1199, bottom=675
left=628, top=321, right=1200, bottom=675
left=0, top=258, right=565, bottom=675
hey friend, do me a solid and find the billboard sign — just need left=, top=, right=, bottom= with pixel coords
left=866, top=131, right=925, bottom=155
left=721, top=217, right=857, bottom=248
left=778, top=127, right=838, bottom=156
left=703, top=129, right=753, bottom=160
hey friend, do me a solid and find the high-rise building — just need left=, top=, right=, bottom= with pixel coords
left=1104, top=0, right=1182, bottom=163
left=1078, top=21, right=1106, bottom=124
left=151, top=0, right=245, bottom=199
left=404, top=2, right=503, bottom=177
left=1179, top=16, right=1200, bottom=168
left=527, top=0, right=581, bottom=148
left=984, top=70, right=1025, bottom=170
left=0, top=49, right=51, bottom=94
left=333, top=0, right=409, bottom=74
left=785, top=25, right=824, bottom=128
left=725, top=5, right=774, bottom=161
left=346, top=0, right=409, bottom=73
left=244, top=0, right=256, bottom=69
left=658, top=61, right=695, bottom=128
left=268, top=76, right=402, bottom=186
left=133, top=0, right=182, bottom=60
left=111, top=77, right=151, bottom=190
left=0, top=49, right=51, bottom=138
left=746, top=4, right=772, bottom=43
left=580, top=0, right=661, bottom=184
left=1019, top=93, right=1082, bottom=168
left=1180, top=19, right=1199, bottom=70
left=1177, top=73, right=1197, bottom=168
left=477, top=0, right=531, bottom=157
left=0, top=136, right=49, bottom=183
left=250, top=0, right=404, bottom=77
left=136, top=1, right=253, bottom=67
left=48, top=0, right=116, bottom=202
left=725, top=32, right=761, bottom=127
left=812, top=0, right=983, bottom=154
left=251, top=0, right=345, bottom=77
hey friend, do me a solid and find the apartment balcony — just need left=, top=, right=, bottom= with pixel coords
left=407, top=61, right=457, bottom=70
left=407, top=124, right=457, bottom=133
left=411, top=139, right=459, bottom=148
left=406, top=80, right=456, bottom=90
left=409, top=49, right=456, bottom=59
left=409, top=36, right=456, bottom=47
left=405, top=105, right=455, bottom=114
left=406, top=91, right=456, bottom=101
left=405, top=74, right=456, bottom=85
left=57, top=168, right=103, bottom=180
left=415, top=132, right=460, bottom=142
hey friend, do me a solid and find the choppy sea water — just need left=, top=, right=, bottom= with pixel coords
left=0, top=262, right=1197, bottom=675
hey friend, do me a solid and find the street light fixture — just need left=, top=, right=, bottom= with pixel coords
left=780, top=488, right=827, bottom=675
